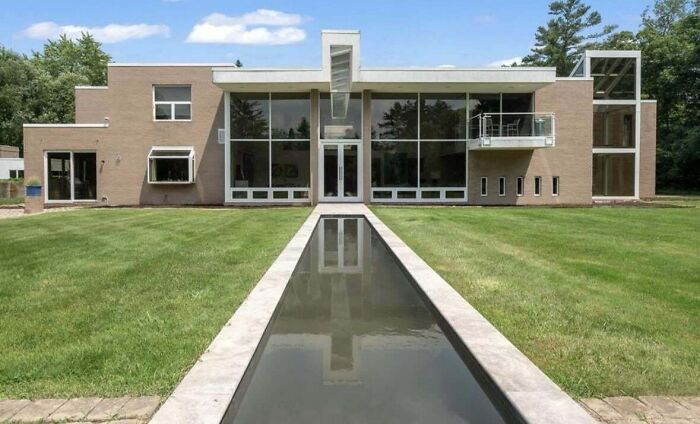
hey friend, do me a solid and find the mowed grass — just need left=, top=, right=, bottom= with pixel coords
left=372, top=204, right=700, bottom=398
left=0, top=207, right=310, bottom=399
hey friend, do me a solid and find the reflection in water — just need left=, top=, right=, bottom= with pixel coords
left=223, top=217, right=508, bottom=424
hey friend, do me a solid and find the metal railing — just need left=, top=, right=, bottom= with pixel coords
left=469, top=112, right=555, bottom=139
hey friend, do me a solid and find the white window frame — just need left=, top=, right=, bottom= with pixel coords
left=44, top=150, right=97, bottom=204
left=552, top=176, right=559, bottom=196
left=516, top=176, right=524, bottom=196
left=480, top=177, right=488, bottom=196
left=228, top=92, right=312, bottom=202
left=498, top=177, right=506, bottom=197
left=534, top=176, right=542, bottom=197
left=147, top=146, right=195, bottom=184
left=370, top=92, right=469, bottom=203
left=153, top=85, right=192, bottom=122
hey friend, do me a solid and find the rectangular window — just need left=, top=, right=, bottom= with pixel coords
left=320, top=92, right=362, bottom=139
left=516, top=177, right=524, bottom=196
left=534, top=176, right=542, bottom=196
left=419, top=141, right=466, bottom=187
left=230, top=92, right=311, bottom=196
left=480, top=177, right=488, bottom=196
left=9, top=170, right=17, bottom=179
left=552, top=176, right=559, bottom=196
left=498, top=177, right=506, bottom=196
left=592, top=153, right=635, bottom=196
left=148, top=147, right=195, bottom=184
left=46, top=152, right=96, bottom=201
left=593, top=105, right=636, bottom=148
left=420, top=93, right=466, bottom=139
left=154, top=85, right=191, bottom=121
left=371, top=93, right=418, bottom=139
left=371, top=141, right=418, bottom=188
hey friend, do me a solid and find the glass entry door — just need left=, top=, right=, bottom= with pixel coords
left=320, top=142, right=361, bottom=202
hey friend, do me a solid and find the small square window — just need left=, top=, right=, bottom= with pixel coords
left=516, top=177, right=524, bottom=196
left=397, top=191, right=417, bottom=199
left=174, top=104, right=191, bottom=120
left=480, top=177, right=488, bottom=196
left=155, top=104, right=172, bottom=120
left=9, top=170, right=17, bottom=179
left=273, top=191, right=289, bottom=199
left=552, top=176, right=559, bottom=196
left=534, top=176, right=542, bottom=196
left=373, top=191, right=392, bottom=199
left=445, top=190, right=465, bottom=199
left=498, top=177, right=506, bottom=196
left=232, top=191, right=248, bottom=199
left=421, top=191, right=440, bottom=199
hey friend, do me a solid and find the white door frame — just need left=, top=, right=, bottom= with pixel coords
left=319, top=140, right=363, bottom=203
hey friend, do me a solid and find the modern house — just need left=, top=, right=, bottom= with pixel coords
left=22, top=30, right=655, bottom=208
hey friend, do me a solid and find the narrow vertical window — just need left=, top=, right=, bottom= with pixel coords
left=480, top=177, right=488, bottom=196
left=552, top=176, right=559, bottom=196
left=516, top=177, right=524, bottom=196
left=534, top=176, right=542, bottom=196
left=498, top=177, right=506, bottom=196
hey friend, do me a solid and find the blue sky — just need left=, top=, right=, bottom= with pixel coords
left=0, top=0, right=651, bottom=67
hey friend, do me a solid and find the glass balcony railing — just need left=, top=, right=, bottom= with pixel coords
left=469, top=112, right=555, bottom=149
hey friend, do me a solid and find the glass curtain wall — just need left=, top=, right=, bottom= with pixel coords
left=230, top=93, right=310, bottom=200
left=371, top=93, right=467, bottom=200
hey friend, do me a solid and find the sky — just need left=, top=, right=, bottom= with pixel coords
left=0, top=0, right=652, bottom=68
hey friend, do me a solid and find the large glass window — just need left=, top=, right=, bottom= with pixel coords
left=590, top=57, right=636, bottom=100
left=371, top=93, right=467, bottom=197
left=231, top=93, right=269, bottom=139
left=154, top=86, right=191, bottom=121
left=469, top=94, right=501, bottom=138
left=371, top=141, right=418, bottom=187
left=593, top=105, right=635, bottom=148
left=271, top=140, right=310, bottom=187
left=230, top=92, right=310, bottom=197
left=419, top=141, right=466, bottom=187
left=320, top=92, right=362, bottom=139
left=271, top=93, right=310, bottom=139
left=593, top=153, right=635, bottom=196
left=501, top=93, right=534, bottom=137
left=371, top=94, right=418, bottom=139
left=420, top=94, right=466, bottom=139
left=46, top=152, right=96, bottom=201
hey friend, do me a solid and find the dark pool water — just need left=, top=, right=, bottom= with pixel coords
left=222, top=217, right=515, bottom=424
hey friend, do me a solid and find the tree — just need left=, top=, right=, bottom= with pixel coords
left=30, top=33, right=111, bottom=124
left=522, top=0, right=616, bottom=76
left=637, top=0, right=699, bottom=190
left=235, top=59, right=243, bottom=67
left=0, top=46, right=37, bottom=149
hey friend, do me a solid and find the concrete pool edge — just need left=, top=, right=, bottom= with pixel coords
left=150, top=204, right=595, bottom=424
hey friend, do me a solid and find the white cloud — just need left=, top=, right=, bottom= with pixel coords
left=187, top=10, right=306, bottom=45
left=22, top=21, right=170, bottom=43
left=474, top=14, right=496, bottom=24
left=437, top=64, right=456, bottom=68
left=484, top=56, right=522, bottom=67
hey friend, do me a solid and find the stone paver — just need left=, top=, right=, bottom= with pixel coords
left=640, top=396, right=694, bottom=419
left=48, top=397, right=102, bottom=421
left=582, top=397, right=700, bottom=424
left=116, top=396, right=161, bottom=420
left=0, top=396, right=158, bottom=423
left=85, top=396, right=131, bottom=421
left=0, top=400, right=30, bottom=421
left=9, top=398, right=66, bottom=422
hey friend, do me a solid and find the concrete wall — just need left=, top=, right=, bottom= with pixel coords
left=469, top=79, right=594, bottom=205
left=24, top=66, right=225, bottom=206
left=75, top=88, right=110, bottom=124
left=639, top=101, right=657, bottom=198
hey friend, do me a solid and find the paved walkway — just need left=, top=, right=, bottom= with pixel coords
left=581, top=396, right=700, bottom=423
left=0, top=396, right=160, bottom=423
left=0, top=206, right=81, bottom=220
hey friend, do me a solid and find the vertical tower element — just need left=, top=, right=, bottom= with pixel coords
left=322, top=31, right=361, bottom=119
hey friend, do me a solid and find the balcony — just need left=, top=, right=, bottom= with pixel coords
left=468, top=112, right=555, bottom=150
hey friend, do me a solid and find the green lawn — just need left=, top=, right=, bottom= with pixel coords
left=372, top=204, right=700, bottom=398
left=0, top=207, right=310, bottom=399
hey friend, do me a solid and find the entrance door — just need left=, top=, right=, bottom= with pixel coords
left=320, top=142, right=361, bottom=202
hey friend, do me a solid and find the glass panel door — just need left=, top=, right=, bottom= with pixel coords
left=343, top=145, right=358, bottom=198
left=47, top=152, right=71, bottom=201
left=320, top=142, right=361, bottom=202
left=323, top=145, right=339, bottom=198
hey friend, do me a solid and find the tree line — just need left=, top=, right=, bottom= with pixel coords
left=0, top=0, right=697, bottom=191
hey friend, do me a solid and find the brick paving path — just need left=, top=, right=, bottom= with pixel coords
left=581, top=396, right=700, bottom=424
left=0, top=396, right=160, bottom=423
